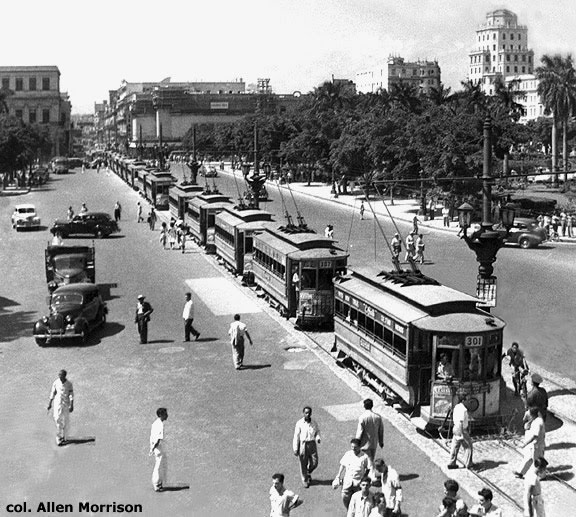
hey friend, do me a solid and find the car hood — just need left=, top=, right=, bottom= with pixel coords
left=49, top=304, right=83, bottom=318
left=53, top=218, right=69, bottom=226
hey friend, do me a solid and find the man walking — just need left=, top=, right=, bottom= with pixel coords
left=448, top=393, right=473, bottom=469
left=524, top=457, right=547, bottom=517
left=333, top=438, right=369, bottom=509
left=359, top=200, right=365, bottom=220
left=149, top=407, right=168, bottom=492
left=527, top=373, right=548, bottom=421
left=135, top=294, right=154, bottom=344
left=373, top=458, right=403, bottom=516
left=228, top=314, right=253, bottom=370
left=515, top=406, right=546, bottom=478
left=346, top=476, right=374, bottom=517
left=47, top=369, right=74, bottom=446
left=269, top=473, right=303, bottom=517
left=137, top=201, right=143, bottom=223
left=182, top=292, right=200, bottom=342
left=114, top=201, right=122, bottom=222
left=355, top=398, right=383, bottom=478
left=148, top=208, right=157, bottom=230
left=293, top=406, right=321, bottom=488
left=404, top=232, right=415, bottom=262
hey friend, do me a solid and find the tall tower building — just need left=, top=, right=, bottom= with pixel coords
left=468, top=9, right=535, bottom=95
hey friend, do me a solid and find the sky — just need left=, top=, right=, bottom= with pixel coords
left=3, top=0, right=575, bottom=114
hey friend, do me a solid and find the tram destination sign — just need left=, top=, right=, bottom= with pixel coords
left=476, top=276, right=496, bottom=308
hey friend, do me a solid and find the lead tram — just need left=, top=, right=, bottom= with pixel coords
left=332, top=267, right=506, bottom=430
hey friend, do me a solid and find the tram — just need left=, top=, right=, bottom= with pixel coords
left=251, top=226, right=348, bottom=326
left=143, top=171, right=176, bottom=210
left=214, top=207, right=274, bottom=277
left=331, top=266, right=505, bottom=429
left=169, top=183, right=204, bottom=221
left=185, top=193, right=233, bottom=253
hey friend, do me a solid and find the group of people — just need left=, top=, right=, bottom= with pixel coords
left=536, top=211, right=576, bottom=239
left=159, top=219, right=188, bottom=252
left=390, top=231, right=425, bottom=264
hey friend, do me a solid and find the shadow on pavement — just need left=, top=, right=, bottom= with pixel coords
left=311, top=479, right=333, bottom=487
left=0, top=310, right=38, bottom=342
left=97, top=283, right=119, bottom=301
left=161, top=484, right=190, bottom=492
left=470, top=459, right=508, bottom=472
left=399, top=473, right=420, bottom=482
left=147, top=339, right=175, bottom=344
left=195, top=337, right=219, bottom=343
left=546, top=441, right=576, bottom=451
left=241, top=364, right=272, bottom=370
left=64, top=437, right=96, bottom=445
left=97, top=322, right=125, bottom=340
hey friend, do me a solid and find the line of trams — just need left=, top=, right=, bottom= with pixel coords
left=109, top=155, right=509, bottom=431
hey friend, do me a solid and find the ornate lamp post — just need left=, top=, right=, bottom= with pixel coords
left=457, top=116, right=515, bottom=311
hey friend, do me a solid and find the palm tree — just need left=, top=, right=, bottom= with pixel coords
left=427, top=83, right=454, bottom=107
left=536, top=54, right=576, bottom=183
left=389, top=80, right=421, bottom=113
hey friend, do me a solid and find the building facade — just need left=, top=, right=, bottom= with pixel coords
left=356, top=56, right=441, bottom=95
left=0, top=65, right=71, bottom=155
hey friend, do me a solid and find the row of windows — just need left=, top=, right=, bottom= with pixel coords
left=471, top=53, right=531, bottom=64
left=335, top=299, right=407, bottom=360
left=253, top=248, right=286, bottom=280
left=215, top=226, right=234, bottom=247
left=480, top=32, right=522, bottom=41
left=13, top=108, right=51, bottom=123
left=2, top=77, right=51, bottom=91
left=471, top=65, right=531, bottom=75
left=390, top=68, right=439, bottom=77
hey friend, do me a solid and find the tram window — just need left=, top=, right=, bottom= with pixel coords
left=349, top=308, right=358, bottom=326
left=364, top=315, right=374, bottom=336
left=374, top=321, right=383, bottom=341
left=464, top=348, right=484, bottom=380
left=485, top=346, right=498, bottom=379
left=335, top=299, right=346, bottom=317
left=301, top=268, right=316, bottom=289
left=383, top=327, right=393, bottom=348
left=357, top=312, right=366, bottom=330
left=245, top=236, right=253, bottom=253
left=393, top=335, right=406, bottom=358
left=318, top=268, right=333, bottom=290
left=436, top=351, right=456, bottom=380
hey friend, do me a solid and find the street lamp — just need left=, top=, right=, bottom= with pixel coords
left=457, top=115, right=515, bottom=311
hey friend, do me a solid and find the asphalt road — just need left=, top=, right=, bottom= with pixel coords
left=209, top=169, right=576, bottom=385
left=0, top=170, right=464, bottom=516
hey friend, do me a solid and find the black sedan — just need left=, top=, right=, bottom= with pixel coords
left=494, top=217, right=548, bottom=248
left=33, top=283, right=107, bottom=346
left=51, top=212, right=119, bottom=238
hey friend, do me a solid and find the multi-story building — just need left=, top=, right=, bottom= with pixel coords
left=0, top=65, right=71, bottom=155
left=468, top=9, right=545, bottom=121
left=356, top=56, right=441, bottom=95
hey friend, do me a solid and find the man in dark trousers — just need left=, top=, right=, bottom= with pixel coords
left=182, top=292, right=200, bottom=342
left=135, top=295, right=154, bottom=344
left=527, top=373, right=549, bottom=421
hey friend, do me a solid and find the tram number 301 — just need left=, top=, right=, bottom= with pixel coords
left=465, top=336, right=484, bottom=346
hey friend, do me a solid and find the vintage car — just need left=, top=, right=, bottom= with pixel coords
left=50, top=212, right=119, bottom=238
left=11, top=204, right=41, bottom=231
left=45, top=244, right=96, bottom=293
left=33, top=283, right=107, bottom=346
left=494, top=217, right=548, bottom=249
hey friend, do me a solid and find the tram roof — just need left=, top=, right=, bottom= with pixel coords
left=188, top=194, right=231, bottom=208
left=416, top=312, right=505, bottom=332
left=258, top=227, right=335, bottom=249
left=169, top=184, right=204, bottom=198
left=221, top=207, right=274, bottom=222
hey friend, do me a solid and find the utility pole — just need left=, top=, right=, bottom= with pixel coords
left=158, top=124, right=164, bottom=170
left=254, top=121, right=259, bottom=174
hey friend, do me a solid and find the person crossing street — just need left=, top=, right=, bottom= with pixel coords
left=293, top=406, right=321, bottom=488
left=47, top=369, right=74, bottom=446
left=182, top=292, right=200, bottom=342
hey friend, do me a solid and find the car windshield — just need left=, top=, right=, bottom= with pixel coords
left=18, top=208, right=35, bottom=214
left=52, top=293, right=83, bottom=306
left=54, top=256, right=86, bottom=269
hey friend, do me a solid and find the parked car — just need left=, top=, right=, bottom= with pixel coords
left=51, top=157, right=70, bottom=174
left=494, top=217, right=548, bottom=248
left=50, top=212, right=119, bottom=238
left=33, top=166, right=50, bottom=184
left=11, top=204, right=41, bottom=231
left=68, top=157, right=85, bottom=169
left=33, top=283, right=107, bottom=346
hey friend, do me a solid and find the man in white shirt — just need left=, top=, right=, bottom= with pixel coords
left=293, top=406, right=321, bottom=488
left=182, top=292, right=200, bottom=342
left=356, top=398, right=384, bottom=478
left=149, top=407, right=168, bottom=492
left=47, top=369, right=74, bottom=446
left=333, top=438, right=369, bottom=509
left=228, top=313, right=253, bottom=370
left=269, top=473, right=302, bottom=517
left=524, top=457, right=547, bottom=517
left=373, top=458, right=402, bottom=516
left=515, top=406, right=546, bottom=478
left=448, top=393, right=473, bottom=469
left=347, top=477, right=374, bottom=517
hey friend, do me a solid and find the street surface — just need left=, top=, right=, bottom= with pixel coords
left=0, top=169, right=467, bottom=516
left=206, top=167, right=576, bottom=385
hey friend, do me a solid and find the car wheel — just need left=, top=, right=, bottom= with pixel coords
left=95, top=228, right=104, bottom=238
left=100, top=311, right=107, bottom=328
left=35, top=337, right=47, bottom=347
left=519, top=237, right=531, bottom=249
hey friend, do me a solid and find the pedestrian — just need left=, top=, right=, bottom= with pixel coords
left=428, top=198, right=436, bottom=220
left=293, top=406, right=321, bottom=488
left=114, top=201, right=122, bottom=222
left=373, top=458, right=402, bottom=516
left=502, top=341, right=530, bottom=396
left=415, top=234, right=425, bottom=264
left=560, top=211, right=567, bottom=237
left=67, top=206, right=74, bottom=221
left=347, top=476, right=375, bottom=517
left=526, top=372, right=548, bottom=421
left=360, top=201, right=365, bottom=220
left=228, top=314, right=253, bottom=370
left=325, top=224, right=334, bottom=239
left=47, top=369, right=74, bottom=446
left=524, top=457, right=547, bottom=517
left=333, top=438, right=370, bottom=509
left=412, top=215, right=420, bottom=234
left=567, top=213, right=574, bottom=238
left=269, top=473, right=303, bottom=517
left=135, top=294, right=154, bottom=344
left=447, top=392, right=473, bottom=469
left=391, top=233, right=402, bottom=261
left=81, top=163, right=86, bottom=174
left=469, top=488, right=502, bottom=517
left=515, top=406, right=546, bottom=478
left=182, top=292, right=200, bottom=342
left=148, top=208, right=157, bottom=230
left=96, top=162, right=100, bottom=174
left=369, top=493, right=387, bottom=517
left=440, top=479, right=468, bottom=517
left=136, top=201, right=143, bottom=223
left=355, top=398, right=383, bottom=479
left=404, top=232, right=415, bottom=262
left=180, top=224, right=187, bottom=253
left=159, top=223, right=168, bottom=249
left=167, top=223, right=177, bottom=250
left=80, top=202, right=88, bottom=214
left=149, top=407, right=168, bottom=492
left=442, top=205, right=450, bottom=227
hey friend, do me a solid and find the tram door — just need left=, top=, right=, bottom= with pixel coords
left=411, top=329, right=433, bottom=405
left=288, top=259, right=299, bottom=316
